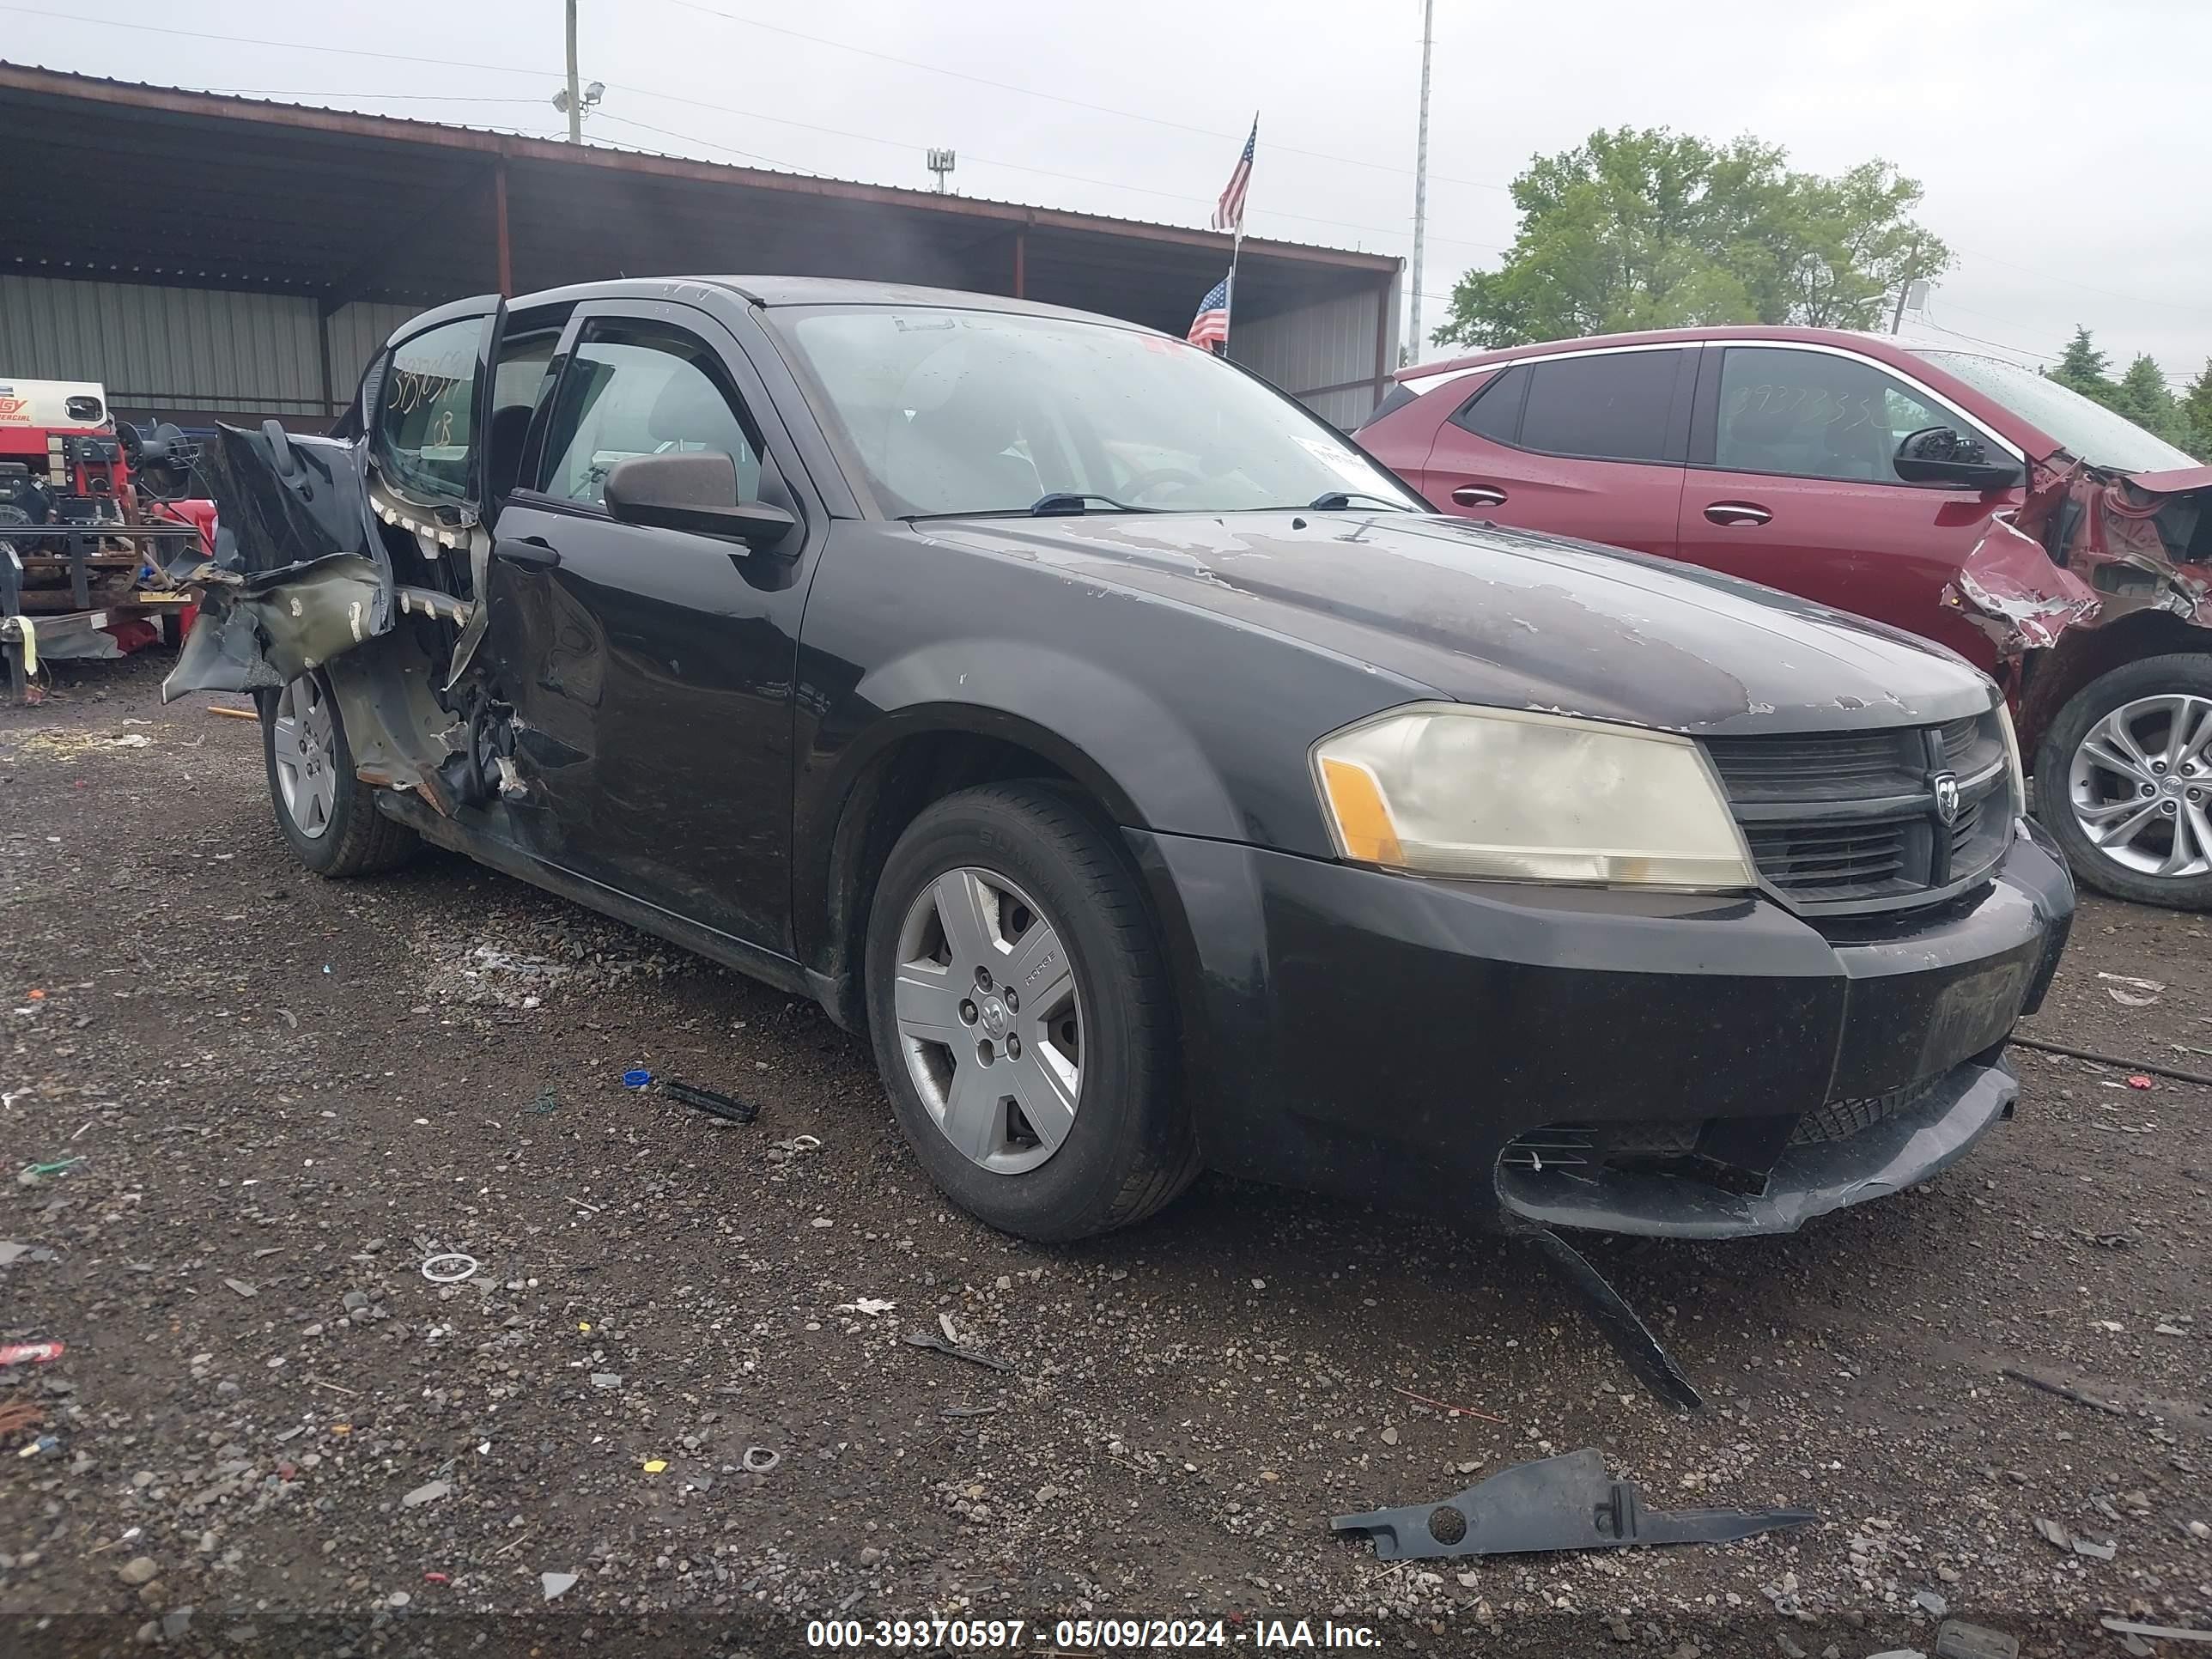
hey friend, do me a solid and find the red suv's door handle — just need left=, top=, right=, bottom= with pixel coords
left=1451, top=484, right=1508, bottom=508
left=1703, top=501, right=1772, bottom=527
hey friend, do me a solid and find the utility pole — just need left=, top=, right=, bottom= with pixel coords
left=1407, top=0, right=1434, bottom=364
left=564, top=0, right=582, bottom=143
left=1890, top=276, right=1929, bottom=334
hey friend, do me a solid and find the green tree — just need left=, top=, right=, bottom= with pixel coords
left=2180, top=360, right=2212, bottom=459
left=2048, top=326, right=2115, bottom=404
left=1433, top=127, right=1949, bottom=349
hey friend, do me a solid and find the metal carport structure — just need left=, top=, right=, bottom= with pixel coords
left=0, top=64, right=1401, bottom=432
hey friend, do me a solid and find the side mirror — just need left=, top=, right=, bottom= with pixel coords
left=1893, top=426, right=2023, bottom=492
left=604, top=451, right=797, bottom=550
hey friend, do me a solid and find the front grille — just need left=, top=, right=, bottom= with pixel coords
left=1704, top=714, right=2011, bottom=915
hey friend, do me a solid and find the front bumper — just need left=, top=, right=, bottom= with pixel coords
left=1128, top=817, right=2074, bottom=1238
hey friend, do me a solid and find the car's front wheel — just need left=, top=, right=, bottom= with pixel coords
left=2035, top=652, right=2212, bottom=909
left=261, top=670, right=418, bottom=878
left=863, top=782, right=1198, bottom=1242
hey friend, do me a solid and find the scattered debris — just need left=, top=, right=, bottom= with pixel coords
left=0, top=1242, right=33, bottom=1266
left=420, top=1253, right=478, bottom=1285
left=2099, top=972, right=2165, bottom=1007
left=0, top=1340, right=66, bottom=1367
left=1389, top=1384, right=1507, bottom=1425
left=526, top=1088, right=560, bottom=1115
left=589, top=1373, right=621, bottom=1390
left=641, top=1459, right=668, bottom=1474
left=399, top=1480, right=450, bottom=1509
left=0, top=1401, right=46, bottom=1440
left=938, top=1404, right=1000, bottom=1421
left=2001, top=1365, right=2128, bottom=1418
left=1525, top=1229, right=1704, bottom=1412
left=2033, top=1517, right=2071, bottom=1549
left=901, top=1330, right=1016, bottom=1374
left=19, top=1156, right=85, bottom=1182
left=540, top=1571, right=578, bottom=1601
left=2071, top=1534, right=2117, bottom=1561
left=1329, top=1448, right=1814, bottom=1559
left=663, top=1077, right=760, bottom=1125
left=835, top=1298, right=896, bottom=1318
left=2008, top=1035, right=2212, bottom=1089
left=205, top=703, right=259, bottom=722
left=1913, top=1589, right=1949, bottom=1617
left=222, top=1277, right=257, bottom=1298
left=2099, top=1619, right=2212, bottom=1644
left=2126, top=1074, right=2155, bottom=1090
left=741, top=1446, right=781, bottom=1474
left=621, top=1068, right=652, bottom=1090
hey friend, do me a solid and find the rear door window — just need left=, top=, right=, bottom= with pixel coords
left=1515, top=349, right=1685, bottom=463
left=1712, top=346, right=1966, bottom=483
left=1449, top=365, right=1528, bottom=444
left=372, top=316, right=486, bottom=503
left=536, top=319, right=763, bottom=507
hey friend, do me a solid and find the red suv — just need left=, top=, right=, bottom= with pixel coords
left=1358, top=327, right=2212, bottom=908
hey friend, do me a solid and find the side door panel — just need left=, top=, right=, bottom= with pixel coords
left=1420, top=349, right=1692, bottom=558
left=480, top=299, right=816, bottom=953
left=1674, top=343, right=2022, bottom=671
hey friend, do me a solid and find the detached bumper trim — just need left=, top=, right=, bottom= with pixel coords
left=1495, top=1052, right=2016, bottom=1239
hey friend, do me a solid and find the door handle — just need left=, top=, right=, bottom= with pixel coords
left=1703, top=502, right=1772, bottom=527
left=492, top=536, right=561, bottom=568
left=1451, top=484, right=1508, bottom=508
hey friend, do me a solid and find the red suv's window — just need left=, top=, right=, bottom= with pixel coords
left=1449, top=349, right=1689, bottom=465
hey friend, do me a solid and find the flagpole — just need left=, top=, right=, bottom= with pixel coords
left=1223, top=112, right=1255, bottom=357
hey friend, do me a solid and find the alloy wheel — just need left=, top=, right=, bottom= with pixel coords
left=892, top=866, right=1083, bottom=1176
left=2068, top=692, right=2212, bottom=878
left=272, top=675, right=339, bottom=839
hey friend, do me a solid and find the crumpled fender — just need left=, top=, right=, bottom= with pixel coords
left=1943, top=514, right=2100, bottom=655
left=161, top=555, right=386, bottom=701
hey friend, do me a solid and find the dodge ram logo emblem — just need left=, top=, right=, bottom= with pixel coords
left=1931, top=771, right=1961, bottom=826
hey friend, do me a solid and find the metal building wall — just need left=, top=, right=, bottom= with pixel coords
left=324, top=301, right=419, bottom=402
left=1231, top=282, right=1397, bottom=431
left=0, top=275, right=326, bottom=419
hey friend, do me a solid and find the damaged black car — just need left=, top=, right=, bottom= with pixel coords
left=172, top=276, right=2075, bottom=1257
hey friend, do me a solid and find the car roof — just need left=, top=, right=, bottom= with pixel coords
left=507, top=274, right=1131, bottom=329
left=1394, top=325, right=1925, bottom=386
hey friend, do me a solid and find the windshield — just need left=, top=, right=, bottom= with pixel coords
left=770, top=305, right=1426, bottom=517
left=1911, top=349, right=2200, bottom=474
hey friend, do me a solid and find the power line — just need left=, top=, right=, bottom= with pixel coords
left=1954, top=245, right=2212, bottom=319
left=0, top=3, right=559, bottom=79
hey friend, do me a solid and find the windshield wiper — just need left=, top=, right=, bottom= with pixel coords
left=1306, top=490, right=1416, bottom=511
left=1030, top=491, right=1156, bottom=516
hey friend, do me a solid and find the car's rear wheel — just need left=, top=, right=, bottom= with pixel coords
left=2034, top=653, right=2212, bottom=909
left=262, top=670, right=417, bottom=878
left=863, top=782, right=1198, bottom=1242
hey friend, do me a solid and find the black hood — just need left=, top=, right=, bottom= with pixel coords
left=923, top=510, right=1995, bottom=736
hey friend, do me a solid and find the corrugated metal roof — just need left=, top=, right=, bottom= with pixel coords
left=0, top=64, right=1393, bottom=269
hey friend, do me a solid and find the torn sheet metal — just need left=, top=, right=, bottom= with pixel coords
left=1945, top=516, right=2099, bottom=655
left=1331, top=1449, right=1814, bottom=1559
left=2018, top=459, right=2212, bottom=633
left=161, top=555, right=386, bottom=700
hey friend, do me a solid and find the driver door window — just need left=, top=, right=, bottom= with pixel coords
left=1713, top=347, right=1963, bottom=485
left=536, top=320, right=763, bottom=507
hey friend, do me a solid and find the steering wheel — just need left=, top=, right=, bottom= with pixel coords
left=1118, top=466, right=1205, bottom=502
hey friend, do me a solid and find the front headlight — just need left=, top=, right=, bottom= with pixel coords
left=1995, top=699, right=2027, bottom=817
left=1311, top=703, right=1755, bottom=889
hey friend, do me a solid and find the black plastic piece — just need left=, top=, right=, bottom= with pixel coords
left=664, top=1078, right=759, bottom=1125
left=1331, top=1448, right=1814, bottom=1559
left=1525, top=1228, right=1705, bottom=1413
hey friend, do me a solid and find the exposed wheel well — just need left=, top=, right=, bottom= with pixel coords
left=817, top=732, right=1092, bottom=1027
left=2019, top=609, right=2212, bottom=763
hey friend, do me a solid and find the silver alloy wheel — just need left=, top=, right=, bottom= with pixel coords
left=272, top=675, right=339, bottom=839
left=2068, top=692, right=2212, bottom=878
left=892, top=866, right=1083, bottom=1176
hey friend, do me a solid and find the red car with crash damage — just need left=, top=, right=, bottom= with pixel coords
left=1357, top=328, right=2212, bottom=908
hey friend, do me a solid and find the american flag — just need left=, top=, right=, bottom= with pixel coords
left=1187, top=276, right=1230, bottom=350
left=1211, top=116, right=1256, bottom=233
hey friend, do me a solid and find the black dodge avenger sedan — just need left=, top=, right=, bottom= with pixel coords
left=173, top=276, right=2074, bottom=1249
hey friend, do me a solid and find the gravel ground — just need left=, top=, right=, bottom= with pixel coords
left=1, top=653, right=2206, bottom=1659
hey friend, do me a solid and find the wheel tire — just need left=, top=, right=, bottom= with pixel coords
left=863, top=782, right=1199, bottom=1243
left=2033, top=652, right=2212, bottom=909
left=261, top=669, right=418, bottom=878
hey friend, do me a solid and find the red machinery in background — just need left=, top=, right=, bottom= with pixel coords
left=1, top=377, right=215, bottom=700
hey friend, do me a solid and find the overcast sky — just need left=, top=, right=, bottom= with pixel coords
left=9, top=0, right=2209, bottom=385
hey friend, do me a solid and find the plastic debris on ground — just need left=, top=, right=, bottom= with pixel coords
left=0, top=1340, right=66, bottom=1367
left=621, top=1068, right=651, bottom=1090
left=541, top=1571, right=578, bottom=1601
left=662, top=1077, right=759, bottom=1125
left=420, top=1253, right=478, bottom=1284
